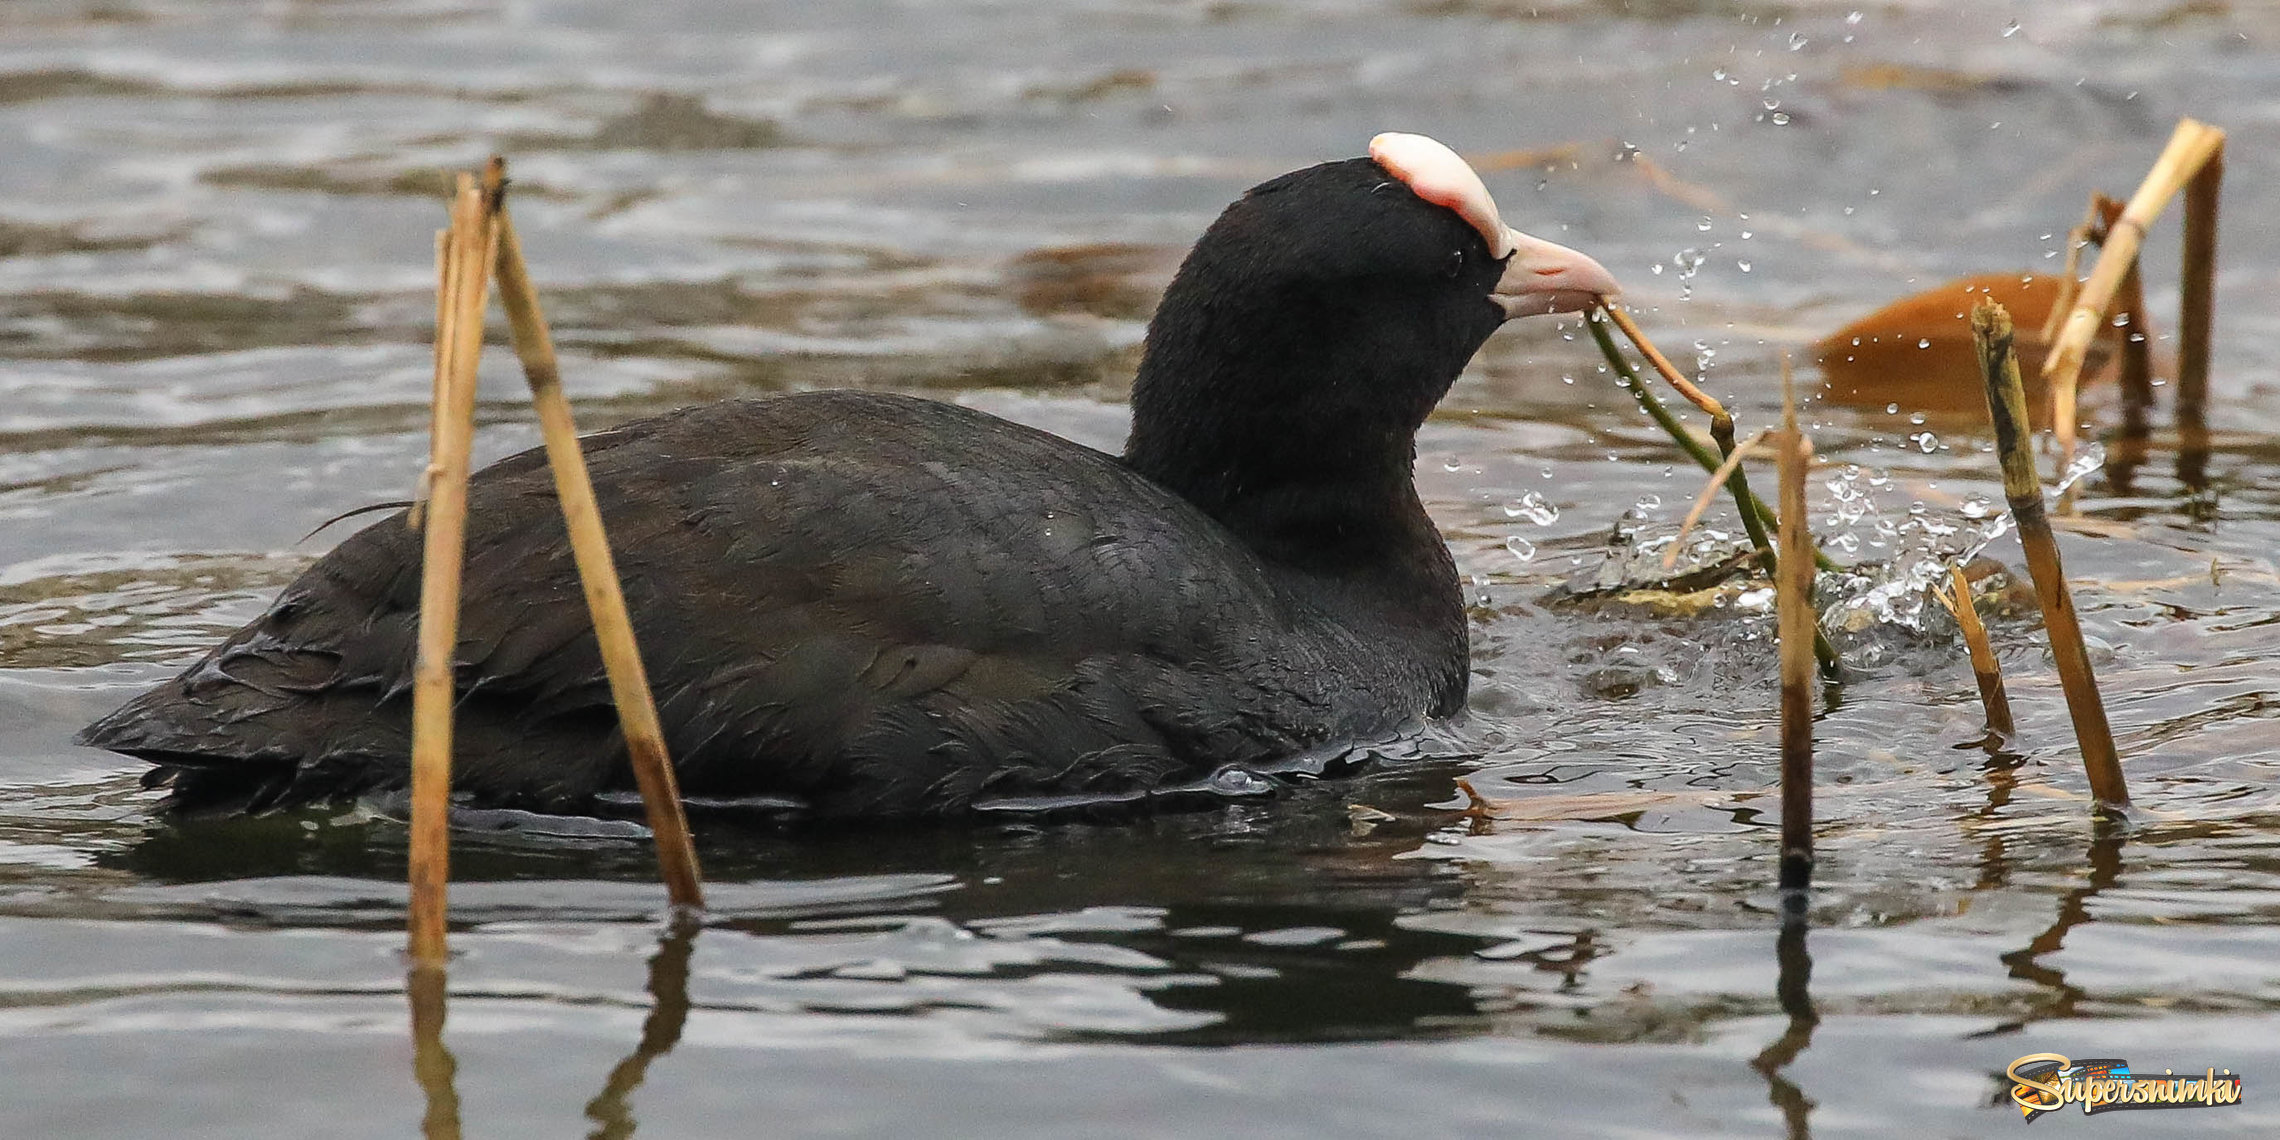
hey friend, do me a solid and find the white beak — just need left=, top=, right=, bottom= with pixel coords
left=1491, top=227, right=1621, bottom=319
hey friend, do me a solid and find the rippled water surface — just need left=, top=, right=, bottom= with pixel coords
left=4, top=1, right=2279, bottom=1136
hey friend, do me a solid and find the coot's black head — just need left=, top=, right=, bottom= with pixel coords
left=1124, top=133, right=1617, bottom=554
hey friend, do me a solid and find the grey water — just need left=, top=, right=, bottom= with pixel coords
left=2, top=1, right=2278, bottom=1136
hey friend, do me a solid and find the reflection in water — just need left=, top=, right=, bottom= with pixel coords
left=1750, top=906, right=1820, bottom=1140
left=407, top=963, right=462, bottom=1140
left=1977, top=829, right=2128, bottom=1036
left=586, top=922, right=699, bottom=1140
left=2177, top=416, right=2214, bottom=499
left=1970, top=743, right=2031, bottom=892
left=404, top=922, right=699, bottom=1140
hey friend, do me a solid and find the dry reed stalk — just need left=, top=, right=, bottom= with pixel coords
left=1974, top=301, right=2129, bottom=812
left=2044, top=119, right=2227, bottom=459
left=408, top=173, right=499, bottom=964
left=1940, top=565, right=2015, bottom=739
left=1775, top=357, right=1815, bottom=893
left=2178, top=138, right=2223, bottom=435
left=490, top=164, right=704, bottom=912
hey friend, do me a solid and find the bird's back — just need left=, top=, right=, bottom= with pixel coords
left=81, top=391, right=1452, bottom=818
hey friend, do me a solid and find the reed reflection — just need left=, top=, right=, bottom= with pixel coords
left=1750, top=906, right=1820, bottom=1140
left=1976, top=828, right=2127, bottom=1036
left=407, top=963, right=462, bottom=1140
left=403, top=920, right=697, bottom=1140
left=585, top=921, right=699, bottom=1140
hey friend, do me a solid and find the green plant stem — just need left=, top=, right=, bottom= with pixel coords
left=1586, top=313, right=1840, bottom=673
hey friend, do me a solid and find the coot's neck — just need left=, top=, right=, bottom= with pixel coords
left=1123, top=385, right=1438, bottom=574
left=1120, top=283, right=1462, bottom=584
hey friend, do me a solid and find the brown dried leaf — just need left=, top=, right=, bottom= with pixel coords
left=1813, top=272, right=2131, bottom=426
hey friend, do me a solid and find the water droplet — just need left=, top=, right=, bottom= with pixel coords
left=1917, top=338, right=1932, bottom=349
left=1712, top=67, right=1727, bottom=81
left=1846, top=9, right=1864, bottom=24
left=1788, top=32, right=1808, bottom=50
left=1505, top=536, right=1537, bottom=563
left=1503, top=491, right=1560, bottom=526
left=1634, top=494, right=1663, bottom=512
left=1884, top=402, right=1899, bottom=414
left=1737, top=259, right=1753, bottom=272
left=1651, top=263, right=1665, bottom=275
left=1770, top=112, right=1790, bottom=125
left=1697, top=216, right=1714, bottom=231
left=2002, top=19, right=2020, bottom=37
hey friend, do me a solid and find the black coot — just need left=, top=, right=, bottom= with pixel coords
left=78, top=133, right=1618, bottom=819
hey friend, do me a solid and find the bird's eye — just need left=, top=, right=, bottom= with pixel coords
left=1444, top=249, right=1465, bottom=278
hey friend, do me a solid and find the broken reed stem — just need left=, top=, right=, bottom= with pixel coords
left=2178, top=138, right=2222, bottom=433
left=1589, top=311, right=1839, bottom=672
left=491, top=165, right=704, bottom=913
left=1974, top=301, right=2129, bottom=812
left=409, top=174, right=500, bottom=965
left=1666, top=427, right=1772, bottom=570
left=1601, top=308, right=1841, bottom=575
left=2044, top=118, right=2227, bottom=459
left=1942, top=565, right=2015, bottom=739
left=1775, top=359, right=1815, bottom=894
